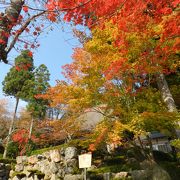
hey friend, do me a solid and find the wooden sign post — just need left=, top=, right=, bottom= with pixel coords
left=78, top=153, right=92, bottom=180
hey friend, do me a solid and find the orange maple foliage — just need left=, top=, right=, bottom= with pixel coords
left=12, top=129, right=38, bottom=155
left=1, top=0, right=179, bottom=66
left=46, top=0, right=179, bottom=77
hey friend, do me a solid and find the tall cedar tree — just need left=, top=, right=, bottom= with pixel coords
left=27, top=64, right=50, bottom=139
left=2, top=50, right=35, bottom=158
left=27, top=64, right=50, bottom=120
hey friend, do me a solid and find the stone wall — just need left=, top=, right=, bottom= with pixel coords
left=9, top=147, right=82, bottom=180
left=4, top=146, right=171, bottom=180
left=7, top=145, right=132, bottom=180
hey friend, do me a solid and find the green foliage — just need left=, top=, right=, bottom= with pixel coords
left=89, top=164, right=123, bottom=173
left=121, top=163, right=140, bottom=172
left=30, top=138, right=94, bottom=157
left=88, top=163, right=138, bottom=174
left=2, top=50, right=35, bottom=101
left=72, top=166, right=81, bottom=175
left=112, top=178, right=132, bottom=180
left=12, top=172, right=26, bottom=178
left=89, top=153, right=139, bottom=175
left=24, top=139, right=37, bottom=156
left=0, top=157, right=16, bottom=171
left=166, top=70, right=180, bottom=86
left=171, top=139, right=180, bottom=149
left=0, top=158, right=16, bottom=164
left=27, top=64, right=50, bottom=119
left=166, top=70, right=180, bottom=109
left=87, top=173, right=104, bottom=180
left=131, top=112, right=178, bottom=135
left=6, top=141, right=19, bottom=159
left=104, top=155, right=125, bottom=165
left=171, top=139, right=180, bottom=158
left=3, top=54, right=50, bottom=120
left=132, top=88, right=166, bottom=113
left=31, top=139, right=90, bottom=156
left=67, top=139, right=92, bottom=150
left=30, top=144, right=67, bottom=156
left=15, top=50, right=34, bottom=70
left=34, top=64, right=50, bottom=93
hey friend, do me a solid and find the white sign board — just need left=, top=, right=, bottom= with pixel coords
left=78, top=153, right=92, bottom=168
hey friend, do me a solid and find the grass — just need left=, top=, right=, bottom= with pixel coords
left=30, top=143, right=68, bottom=156
left=30, top=138, right=89, bottom=156
left=89, top=164, right=126, bottom=174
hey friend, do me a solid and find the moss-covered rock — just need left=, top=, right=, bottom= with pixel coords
left=12, top=172, right=26, bottom=178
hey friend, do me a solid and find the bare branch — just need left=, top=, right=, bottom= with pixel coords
left=7, top=11, right=46, bottom=54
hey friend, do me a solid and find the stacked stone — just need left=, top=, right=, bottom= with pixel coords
left=9, top=147, right=82, bottom=180
left=0, top=163, right=11, bottom=180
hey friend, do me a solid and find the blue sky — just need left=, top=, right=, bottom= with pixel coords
left=0, top=25, right=80, bottom=111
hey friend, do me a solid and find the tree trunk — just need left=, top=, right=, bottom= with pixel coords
left=146, top=135, right=155, bottom=160
left=3, top=97, right=19, bottom=158
left=156, top=73, right=179, bottom=139
left=0, top=0, right=24, bottom=63
left=156, top=73, right=177, bottom=112
left=28, top=116, right=34, bottom=139
left=137, top=136, right=148, bottom=158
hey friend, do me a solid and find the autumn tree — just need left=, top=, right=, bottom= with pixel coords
left=0, top=99, right=10, bottom=141
left=0, top=0, right=179, bottom=156
left=0, top=1, right=178, bottom=64
left=2, top=50, right=35, bottom=158
left=81, top=22, right=179, bottom=137
left=11, top=128, right=37, bottom=156
left=33, top=117, right=81, bottom=146
left=45, top=0, right=179, bottom=113
left=42, top=23, right=179, bottom=157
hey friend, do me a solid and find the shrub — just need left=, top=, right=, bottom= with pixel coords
left=67, top=139, right=91, bottom=150
left=0, top=158, right=16, bottom=164
left=7, top=141, right=19, bottom=159
left=171, top=139, right=180, bottom=158
left=12, top=129, right=38, bottom=156
left=23, top=139, right=37, bottom=156
left=153, top=150, right=174, bottom=162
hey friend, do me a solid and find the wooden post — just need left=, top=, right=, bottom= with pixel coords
left=84, top=168, right=87, bottom=180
